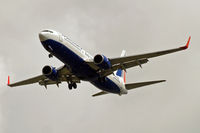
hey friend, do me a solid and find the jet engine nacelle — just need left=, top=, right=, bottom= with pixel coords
left=94, top=54, right=111, bottom=69
left=42, top=65, right=58, bottom=81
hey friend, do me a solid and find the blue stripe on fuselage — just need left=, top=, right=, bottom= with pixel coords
left=41, top=39, right=97, bottom=80
left=41, top=39, right=121, bottom=94
left=91, top=77, right=120, bottom=94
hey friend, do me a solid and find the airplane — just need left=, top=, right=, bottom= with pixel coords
left=7, top=29, right=191, bottom=97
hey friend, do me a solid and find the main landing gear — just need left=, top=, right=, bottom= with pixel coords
left=68, top=82, right=77, bottom=90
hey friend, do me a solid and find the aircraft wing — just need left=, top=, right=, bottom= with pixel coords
left=109, top=36, right=191, bottom=65
left=87, top=37, right=191, bottom=77
left=8, top=65, right=80, bottom=87
left=8, top=75, right=46, bottom=87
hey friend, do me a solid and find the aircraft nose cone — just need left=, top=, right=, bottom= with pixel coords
left=39, top=32, right=47, bottom=42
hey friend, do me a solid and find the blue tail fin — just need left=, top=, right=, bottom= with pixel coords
left=115, top=50, right=126, bottom=83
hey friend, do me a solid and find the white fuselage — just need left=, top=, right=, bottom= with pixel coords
left=39, top=29, right=128, bottom=95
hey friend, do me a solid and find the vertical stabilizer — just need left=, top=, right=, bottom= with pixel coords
left=115, top=50, right=126, bottom=83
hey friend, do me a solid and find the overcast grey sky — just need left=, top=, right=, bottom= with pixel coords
left=0, top=0, right=200, bottom=133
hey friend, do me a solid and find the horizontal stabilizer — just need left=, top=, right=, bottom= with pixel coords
left=125, top=80, right=166, bottom=90
left=92, top=91, right=108, bottom=97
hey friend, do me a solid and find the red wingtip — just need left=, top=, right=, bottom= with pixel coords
left=182, top=36, right=191, bottom=49
left=7, top=76, right=10, bottom=86
left=186, top=36, right=191, bottom=48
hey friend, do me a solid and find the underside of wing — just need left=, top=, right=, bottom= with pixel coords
left=125, top=80, right=166, bottom=90
left=8, top=65, right=80, bottom=87
left=109, top=36, right=191, bottom=65
left=8, top=75, right=46, bottom=87
left=86, top=37, right=191, bottom=78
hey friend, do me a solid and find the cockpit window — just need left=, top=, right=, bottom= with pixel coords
left=42, top=30, right=53, bottom=33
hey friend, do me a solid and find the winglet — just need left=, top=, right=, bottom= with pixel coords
left=7, top=76, right=10, bottom=86
left=181, top=36, right=191, bottom=49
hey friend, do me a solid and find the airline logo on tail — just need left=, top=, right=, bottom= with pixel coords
left=116, top=50, right=126, bottom=83
left=116, top=69, right=126, bottom=83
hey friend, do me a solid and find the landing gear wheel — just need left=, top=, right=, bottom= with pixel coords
left=68, top=84, right=72, bottom=90
left=72, top=83, right=77, bottom=89
left=49, top=54, right=53, bottom=58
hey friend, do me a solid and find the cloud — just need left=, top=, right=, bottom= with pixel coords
left=0, top=57, right=7, bottom=88
left=0, top=57, right=8, bottom=133
left=0, top=0, right=200, bottom=133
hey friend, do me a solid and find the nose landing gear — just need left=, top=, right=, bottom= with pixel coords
left=49, top=54, right=53, bottom=58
